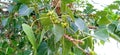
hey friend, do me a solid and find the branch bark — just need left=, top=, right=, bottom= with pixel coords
left=63, top=34, right=90, bottom=55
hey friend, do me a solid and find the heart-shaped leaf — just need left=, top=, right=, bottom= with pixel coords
left=52, top=24, right=64, bottom=43
left=94, top=29, right=109, bottom=41
left=19, top=5, right=33, bottom=16
left=75, top=18, right=88, bottom=32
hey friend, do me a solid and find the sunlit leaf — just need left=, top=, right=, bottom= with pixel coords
left=94, top=29, right=109, bottom=41
left=97, top=17, right=111, bottom=25
left=108, top=4, right=119, bottom=10
left=62, top=0, right=74, bottom=4
left=22, top=24, right=36, bottom=49
left=96, top=11, right=107, bottom=17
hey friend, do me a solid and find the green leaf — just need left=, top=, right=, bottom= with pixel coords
left=87, top=36, right=94, bottom=50
left=84, top=3, right=95, bottom=14
left=108, top=24, right=116, bottom=32
left=70, top=21, right=78, bottom=33
left=67, top=7, right=74, bottom=20
left=75, top=18, right=88, bottom=32
left=8, top=5, right=14, bottom=13
left=114, top=1, right=120, bottom=5
left=61, top=0, right=74, bottom=15
left=108, top=4, right=119, bottom=10
left=22, top=24, right=36, bottom=49
left=0, top=42, right=2, bottom=48
left=117, top=24, right=120, bottom=31
left=94, top=29, right=109, bottom=41
left=97, top=17, right=111, bottom=25
left=108, top=24, right=120, bottom=42
left=2, top=18, right=8, bottom=27
left=40, top=14, right=52, bottom=27
left=96, top=11, right=107, bottom=17
left=0, top=51, right=5, bottom=55
left=23, top=50, right=31, bottom=55
left=6, top=47, right=14, bottom=54
left=100, top=40, right=105, bottom=45
left=37, top=42, right=48, bottom=55
left=52, top=24, right=64, bottom=43
left=109, top=32, right=120, bottom=42
left=73, top=47, right=85, bottom=55
left=108, top=13, right=118, bottom=21
left=62, top=0, right=74, bottom=4
left=38, top=29, right=46, bottom=47
left=19, top=4, right=33, bottom=16
left=13, top=0, right=31, bottom=4
left=2, top=41, right=8, bottom=48
left=62, top=39, right=72, bottom=55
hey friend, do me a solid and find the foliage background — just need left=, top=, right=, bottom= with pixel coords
left=0, top=0, right=120, bottom=55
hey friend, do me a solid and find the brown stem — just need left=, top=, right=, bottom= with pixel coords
left=63, top=34, right=89, bottom=55
left=88, top=26, right=97, bottom=29
left=63, top=34, right=83, bottom=44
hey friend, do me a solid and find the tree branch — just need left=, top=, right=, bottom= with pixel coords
left=63, top=34, right=89, bottom=55
left=88, top=26, right=97, bottom=29
left=64, top=34, right=83, bottom=44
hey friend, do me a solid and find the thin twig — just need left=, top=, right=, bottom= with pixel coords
left=88, top=26, right=97, bottom=29
left=64, top=34, right=83, bottom=44
left=63, top=34, right=89, bottom=55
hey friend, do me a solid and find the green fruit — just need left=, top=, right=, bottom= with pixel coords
left=54, top=20, right=60, bottom=24
left=61, top=22, right=68, bottom=28
left=51, top=18, right=55, bottom=21
left=47, top=10, right=54, bottom=16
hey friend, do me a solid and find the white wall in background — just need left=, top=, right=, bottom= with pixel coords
left=88, top=0, right=120, bottom=55
left=88, top=0, right=114, bottom=10
left=94, top=38, right=120, bottom=55
left=1, top=0, right=9, bottom=2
